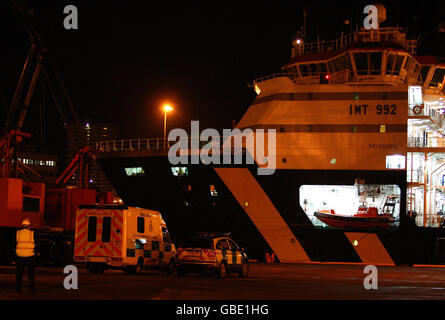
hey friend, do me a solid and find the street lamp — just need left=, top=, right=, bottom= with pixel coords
left=163, top=104, right=173, bottom=149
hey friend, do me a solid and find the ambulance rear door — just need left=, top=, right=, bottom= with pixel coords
left=74, top=206, right=124, bottom=264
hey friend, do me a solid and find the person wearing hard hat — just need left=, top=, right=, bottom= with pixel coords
left=15, top=218, right=36, bottom=293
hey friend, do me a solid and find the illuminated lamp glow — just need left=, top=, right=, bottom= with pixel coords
left=353, top=240, right=359, bottom=246
left=163, top=105, right=173, bottom=112
left=325, top=74, right=330, bottom=80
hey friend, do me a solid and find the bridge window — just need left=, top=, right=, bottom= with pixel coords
left=386, top=53, right=395, bottom=75
left=287, top=66, right=298, bottom=76
left=404, top=56, right=414, bottom=73
left=318, top=63, right=327, bottom=73
left=328, top=60, right=336, bottom=73
left=430, top=68, right=445, bottom=87
left=309, top=63, right=318, bottom=75
left=369, top=52, right=382, bottom=75
left=333, top=57, right=343, bottom=72
left=394, top=55, right=405, bottom=76
left=299, top=64, right=309, bottom=77
left=419, top=66, right=430, bottom=83
left=327, top=54, right=351, bottom=74
left=354, top=52, right=368, bottom=75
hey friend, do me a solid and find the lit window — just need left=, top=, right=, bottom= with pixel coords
left=210, top=185, right=218, bottom=197
left=125, top=167, right=145, bottom=176
left=386, top=155, right=405, bottom=169
left=299, top=184, right=401, bottom=229
left=409, top=86, right=423, bottom=106
left=171, top=167, right=188, bottom=176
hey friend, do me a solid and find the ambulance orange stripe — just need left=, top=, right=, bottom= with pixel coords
left=112, top=209, right=123, bottom=223
left=86, top=247, right=100, bottom=257
left=110, top=233, right=121, bottom=247
left=112, top=245, right=121, bottom=256
left=111, top=217, right=122, bottom=230
left=100, top=243, right=113, bottom=257
left=84, top=242, right=99, bottom=256
left=76, top=219, right=87, bottom=233
left=110, top=229, right=122, bottom=256
left=76, top=209, right=90, bottom=221
left=76, top=227, right=87, bottom=240
left=97, top=244, right=111, bottom=257
left=75, top=242, right=93, bottom=256
left=107, top=240, right=119, bottom=256
left=74, top=238, right=89, bottom=255
left=74, top=230, right=89, bottom=254
left=77, top=242, right=91, bottom=256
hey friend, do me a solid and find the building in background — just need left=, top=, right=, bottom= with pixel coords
left=65, top=122, right=118, bottom=194
left=17, top=144, right=58, bottom=185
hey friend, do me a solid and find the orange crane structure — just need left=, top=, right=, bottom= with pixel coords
left=0, top=1, right=111, bottom=265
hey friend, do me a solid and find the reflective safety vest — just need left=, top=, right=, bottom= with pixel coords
left=16, top=228, right=35, bottom=258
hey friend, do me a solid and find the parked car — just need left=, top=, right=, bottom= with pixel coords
left=175, top=232, right=248, bottom=278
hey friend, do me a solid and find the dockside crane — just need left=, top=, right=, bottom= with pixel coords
left=1, top=0, right=80, bottom=179
left=0, top=1, right=107, bottom=265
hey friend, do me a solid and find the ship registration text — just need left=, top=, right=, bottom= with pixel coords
left=349, top=104, right=397, bottom=115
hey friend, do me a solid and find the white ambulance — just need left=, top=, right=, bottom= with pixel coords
left=73, top=204, right=176, bottom=274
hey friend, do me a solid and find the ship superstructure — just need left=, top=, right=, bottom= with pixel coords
left=95, top=14, right=445, bottom=265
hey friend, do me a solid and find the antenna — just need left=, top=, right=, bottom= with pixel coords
left=356, top=7, right=359, bottom=32
left=303, top=8, right=307, bottom=37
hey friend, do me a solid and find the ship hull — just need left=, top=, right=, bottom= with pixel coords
left=97, top=154, right=445, bottom=265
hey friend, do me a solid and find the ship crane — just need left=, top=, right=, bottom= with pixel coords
left=0, top=1, right=101, bottom=266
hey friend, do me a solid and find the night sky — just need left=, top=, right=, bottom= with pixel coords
left=0, top=0, right=444, bottom=154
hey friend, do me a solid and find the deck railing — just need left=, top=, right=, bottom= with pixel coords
left=292, top=27, right=417, bottom=57
left=252, top=69, right=407, bottom=86
left=96, top=137, right=234, bottom=153
left=96, top=138, right=174, bottom=152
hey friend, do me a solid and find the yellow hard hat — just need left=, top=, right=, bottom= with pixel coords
left=22, top=218, right=31, bottom=226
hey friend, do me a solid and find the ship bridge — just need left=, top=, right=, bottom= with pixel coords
left=251, top=27, right=439, bottom=88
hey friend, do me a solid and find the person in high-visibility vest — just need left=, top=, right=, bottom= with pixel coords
left=15, top=218, right=36, bottom=293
